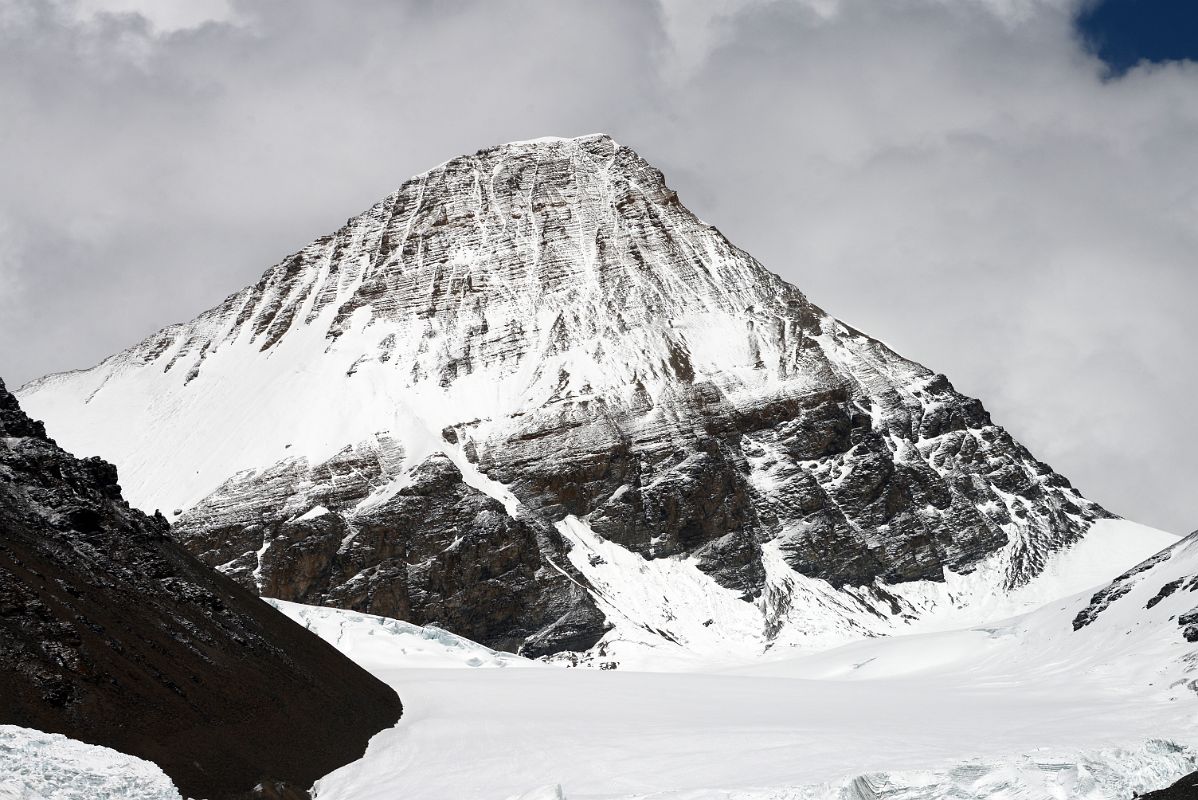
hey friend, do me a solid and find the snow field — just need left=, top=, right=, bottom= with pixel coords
left=299, top=531, right=1198, bottom=799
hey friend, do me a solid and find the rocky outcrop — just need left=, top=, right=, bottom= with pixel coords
left=1072, top=531, right=1198, bottom=642
left=0, top=378, right=401, bottom=799
left=181, top=450, right=605, bottom=655
left=1138, top=769, right=1198, bottom=798
left=19, top=135, right=1117, bottom=657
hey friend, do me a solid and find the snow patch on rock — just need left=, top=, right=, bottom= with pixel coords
left=548, top=515, right=1175, bottom=669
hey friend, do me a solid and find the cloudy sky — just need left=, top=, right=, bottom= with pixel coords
left=1, top=0, right=1195, bottom=533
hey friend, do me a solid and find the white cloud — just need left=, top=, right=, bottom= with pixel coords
left=70, top=0, right=237, bottom=32
left=0, top=216, right=24, bottom=317
left=634, top=0, right=1198, bottom=533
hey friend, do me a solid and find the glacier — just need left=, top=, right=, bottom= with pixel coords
left=268, top=528, right=1198, bottom=799
left=0, top=726, right=181, bottom=800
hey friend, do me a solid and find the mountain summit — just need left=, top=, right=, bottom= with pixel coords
left=18, top=134, right=1175, bottom=660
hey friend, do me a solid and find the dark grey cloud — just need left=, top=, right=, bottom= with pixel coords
left=1, top=0, right=1195, bottom=533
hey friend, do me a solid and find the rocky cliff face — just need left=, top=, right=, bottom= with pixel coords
left=184, top=451, right=605, bottom=656
left=0, top=378, right=401, bottom=799
left=1072, top=530, right=1198, bottom=643
left=19, top=134, right=1155, bottom=660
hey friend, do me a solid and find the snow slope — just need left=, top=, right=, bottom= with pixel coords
left=300, top=531, right=1198, bottom=799
left=267, top=599, right=537, bottom=671
left=0, top=726, right=181, bottom=800
left=546, top=515, right=1175, bottom=669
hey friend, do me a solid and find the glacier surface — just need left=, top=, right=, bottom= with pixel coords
left=0, top=726, right=181, bottom=800
left=285, top=527, right=1198, bottom=799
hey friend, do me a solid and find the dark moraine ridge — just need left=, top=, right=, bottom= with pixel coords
left=1137, top=770, right=1198, bottom=799
left=0, top=377, right=401, bottom=799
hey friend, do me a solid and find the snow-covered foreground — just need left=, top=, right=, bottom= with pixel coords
left=309, top=667, right=1192, bottom=800
left=277, top=532, right=1198, bottom=800
left=0, top=726, right=180, bottom=800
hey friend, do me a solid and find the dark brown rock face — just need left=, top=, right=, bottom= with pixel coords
left=180, top=450, right=606, bottom=655
left=0, top=378, right=401, bottom=799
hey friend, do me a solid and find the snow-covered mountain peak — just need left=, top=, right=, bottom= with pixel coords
left=17, top=136, right=1172, bottom=660
left=19, top=134, right=813, bottom=510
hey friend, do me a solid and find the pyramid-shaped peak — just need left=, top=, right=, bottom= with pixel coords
left=25, top=132, right=785, bottom=402
left=283, top=130, right=785, bottom=346
left=494, top=132, right=620, bottom=148
left=476, top=132, right=622, bottom=155
left=18, top=135, right=1126, bottom=666
left=408, top=131, right=644, bottom=190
